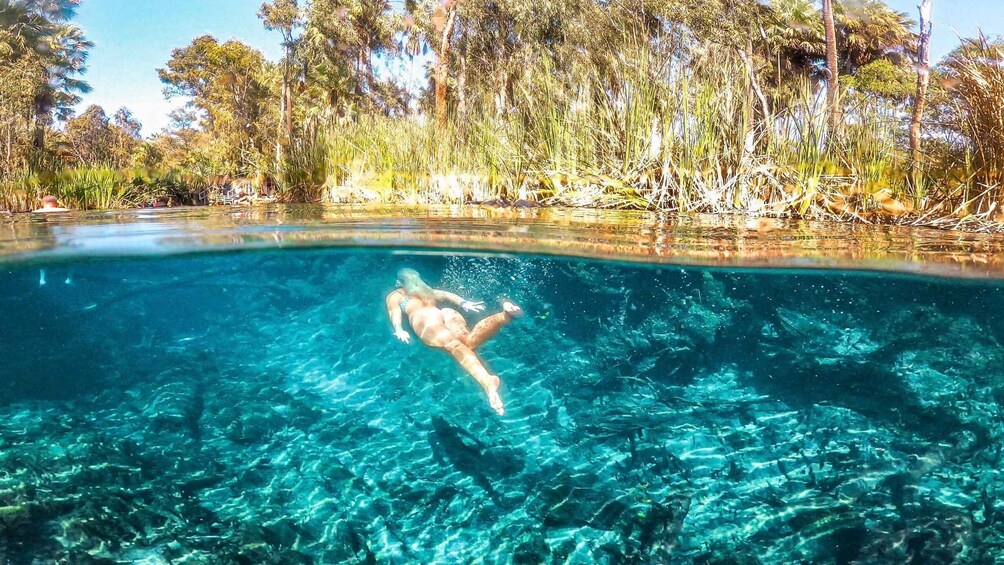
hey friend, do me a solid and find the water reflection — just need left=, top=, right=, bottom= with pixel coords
left=2, top=205, right=1003, bottom=278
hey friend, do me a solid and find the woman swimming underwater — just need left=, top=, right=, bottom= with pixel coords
left=385, top=268, right=522, bottom=415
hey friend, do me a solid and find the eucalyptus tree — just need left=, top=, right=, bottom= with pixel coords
left=259, top=0, right=303, bottom=157
left=159, top=36, right=277, bottom=175
left=59, top=103, right=144, bottom=168
left=112, top=107, right=142, bottom=167
left=401, top=0, right=517, bottom=124
left=437, top=0, right=589, bottom=118
left=397, top=0, right=458, bottom=127
left=62, top=104, right=113, bottom=166
left=429, top=0, right=457, bottom=129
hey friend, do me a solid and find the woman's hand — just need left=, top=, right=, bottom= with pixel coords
left=394, top=329, right=412, bottom=344
left=461, top=300, right=485, bottom=313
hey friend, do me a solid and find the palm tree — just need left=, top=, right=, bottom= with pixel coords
left=32, top=21, right=92, bottom=148
left=822, top=0, right=839, bottom=135
left=767, top=0, right=824, bottom=80
left=298, top=0, right=397, bottom=118
left=25, top=0, right=77, bottom=22
left=0, top=0, right=91, bottom=151
left=838, top=0, right=914, bottom=73
left=0, top=1, right=39, bottom=58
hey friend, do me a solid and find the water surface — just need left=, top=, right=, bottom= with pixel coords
left=4, top=205, right=1004, bottom=277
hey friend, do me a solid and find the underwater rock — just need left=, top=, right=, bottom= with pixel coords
left=512, top=530, right=550, bottom=564
left=589, top=271, right=753, bottom=385
left=692, top=551, right=763, bottom=565
left=142, top=381, right=203, bottom=438
left=531, top=468, right=626, bottom=529
left=225, top=410, right=284, bottom=444
left=529, top=467, right=691, bottom=560
left=767, top=308, right=880, bottom=363
left=217, top=386, right=323, bottom=445
left=427, top=416, right=525, bottom=503
left=0, top=504, right=32, bottom=533
left=856, top=507, right=973, bottom=563
left=330, top=521, right=380, bottom=564
left=750, top=310, right=992, bottom=444
left=229, top=535, right=315, bottom=564
left=622, top=494, right=692, bottom=561
left=888, top=318, right=1004, bottom=450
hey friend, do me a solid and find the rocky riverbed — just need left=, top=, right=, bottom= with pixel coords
left=1, top=252, right=1002, bottom=563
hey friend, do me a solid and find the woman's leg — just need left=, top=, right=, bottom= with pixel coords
left=466, top=301, right=522, bottom=349
left=442, top=337, right=504, bottom=415
left=414, top=312, right=506, bottom=415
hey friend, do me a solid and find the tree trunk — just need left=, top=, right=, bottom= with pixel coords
left=434, top=8, right=457, bottom=132
left=277, top=41, right=294, bottom=163
left=909, top=0, right=933, bottom=199
left=742, top=40, right=771, bottom=149
left=277, top=82, right=287, bottom=162
left=822, top=0, right=840, bottom=138
left=4, top=128, right=11, bottom=173
left=33, top=115, right=45, bottom=152
left=457, top=55, right=468, bottom=124
left=285, top=78, right=294, bottom=143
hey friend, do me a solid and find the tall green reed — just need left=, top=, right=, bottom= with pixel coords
left=942, top=37, right=1004, bottom=203
left=0, top=168, right=209, bottom=211
left=306, top=35, right=912, bottom=217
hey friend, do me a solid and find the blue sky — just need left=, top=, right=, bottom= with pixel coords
left=74, top=0, right=284, bottom=136
left=885, top=0, right=1002, bottom=58
left=73, top=0, right=1004, bottom=137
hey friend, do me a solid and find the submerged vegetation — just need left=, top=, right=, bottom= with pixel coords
left=1, top=0, right=1004, bottom=227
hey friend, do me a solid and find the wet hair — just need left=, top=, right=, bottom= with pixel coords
left=41, top=195, right=59, bottom=207
left=397, top=268, right=435, bottom=300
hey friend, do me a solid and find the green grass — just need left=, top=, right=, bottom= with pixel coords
left=308, top=46, right=920, bottom=219
left=0, top=168, right=208, bottom=212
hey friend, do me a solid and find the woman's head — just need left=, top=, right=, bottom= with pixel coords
left=397, top=268, right=435, bottom=299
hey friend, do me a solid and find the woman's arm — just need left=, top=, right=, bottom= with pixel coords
left=385, top=290, right=411, bottom=343
left=434, top=289, right=485, bottom=312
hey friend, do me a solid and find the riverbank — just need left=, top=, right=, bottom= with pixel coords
left=5, top=182, right=1004, bottom=236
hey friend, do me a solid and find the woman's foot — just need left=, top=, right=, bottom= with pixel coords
left=502, top=300, right=523, bottom=319
left=486, top=375, right=505, bottom=416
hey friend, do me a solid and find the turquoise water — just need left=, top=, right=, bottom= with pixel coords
left=2, top=247, right=1004, bottom=563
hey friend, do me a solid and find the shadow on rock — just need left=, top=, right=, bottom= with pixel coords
left=427, top=416, right=525, bottom=507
